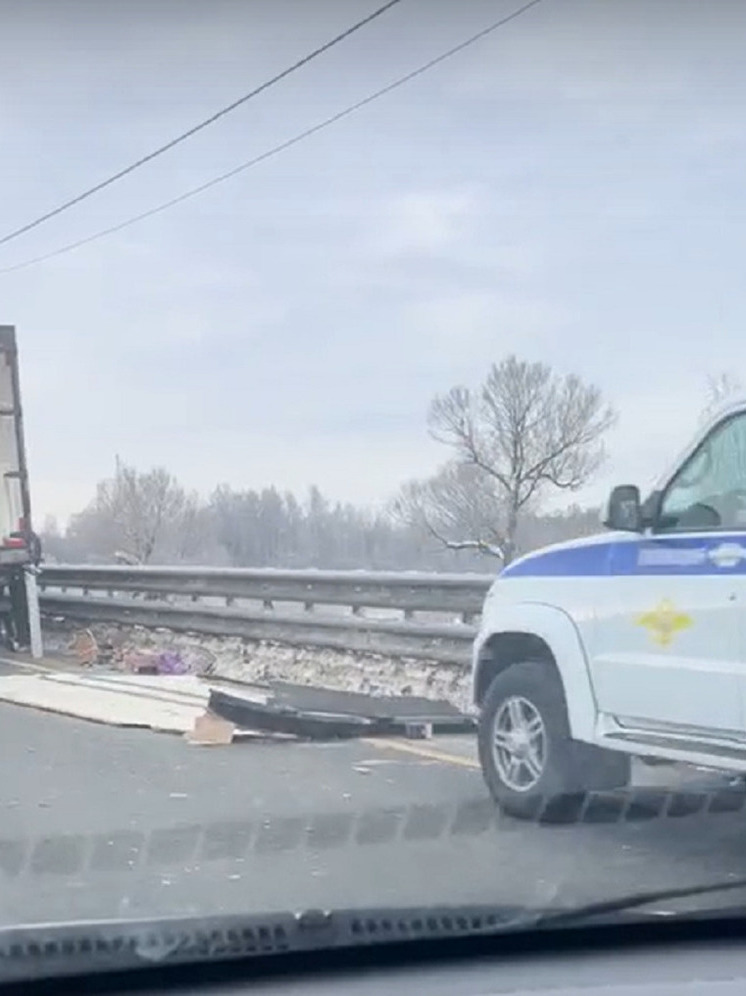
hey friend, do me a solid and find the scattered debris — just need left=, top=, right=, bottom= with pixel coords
left=404, top=722, right=433, bottom=740
left=269, top=681, right=468, bottom=726
left=186, top=710, right=236, bottom=746
left=123, top=651, right=160, bottom=674
left=125, top=650, right=189, bottom=675
left=0, top=672, right=210, bottom=734
left=208, top=689, right=376, bottom=740
left=157, top=651, right=188, bottom=675
left=71, top=629, right=98, bottom=667
left=204, top=685, right=475, bottom=743
left=43, top=618, right=471, bottom=711
left=0, top=655, right=474, bottom=747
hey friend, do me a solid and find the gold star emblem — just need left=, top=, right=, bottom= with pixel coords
left=637, top=599, right=692, bottom=647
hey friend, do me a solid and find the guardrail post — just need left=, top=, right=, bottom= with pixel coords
left=24, top=568, right=43, bottom=659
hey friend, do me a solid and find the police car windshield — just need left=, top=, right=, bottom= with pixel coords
left=676, top=446, right=712, bottom=490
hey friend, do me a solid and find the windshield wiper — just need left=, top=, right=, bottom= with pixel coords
left=536, top=875, right=746, bottom=928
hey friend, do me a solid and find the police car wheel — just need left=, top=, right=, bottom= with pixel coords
left=478, top=659, right=629, bottom=822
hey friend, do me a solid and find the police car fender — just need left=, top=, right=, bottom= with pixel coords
left=472, top=597, right=599, bottom=743
left=470, top=531, right=632, bottom=742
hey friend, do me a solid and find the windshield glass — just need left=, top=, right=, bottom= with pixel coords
left=1, top=0, right=746, bottom=977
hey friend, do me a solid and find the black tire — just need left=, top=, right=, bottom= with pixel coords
left=478, top=659, right=630, bottom=822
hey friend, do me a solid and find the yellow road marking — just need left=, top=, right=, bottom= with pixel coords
left=362, top=737, right=480, bottom=769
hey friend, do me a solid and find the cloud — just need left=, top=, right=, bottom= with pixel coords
left=449, top=0, right=743, bottom=104
left=366, top=187, right=480, bottom=257
left=402, top=290, right=563, bottom=367
left=346, top=184, right=541, bottom=301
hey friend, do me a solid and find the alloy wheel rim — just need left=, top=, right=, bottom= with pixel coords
left=492, top=695, right=546, bottom=792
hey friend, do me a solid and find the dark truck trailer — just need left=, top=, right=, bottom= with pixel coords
left=0, top=326, right=40, bottom=653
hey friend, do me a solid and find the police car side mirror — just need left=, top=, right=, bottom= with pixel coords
left=603, top=485, right=643, bottom=532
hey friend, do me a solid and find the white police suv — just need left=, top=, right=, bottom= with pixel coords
left=472, top=399, right=746, bottom=819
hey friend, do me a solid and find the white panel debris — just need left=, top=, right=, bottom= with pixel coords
left=0, top=672, right=266, bottom=734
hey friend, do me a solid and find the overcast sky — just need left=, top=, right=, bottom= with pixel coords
left=1, top=0, right=745, bottom=525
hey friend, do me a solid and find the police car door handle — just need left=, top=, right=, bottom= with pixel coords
left=707, top=542, right=746, bottom=568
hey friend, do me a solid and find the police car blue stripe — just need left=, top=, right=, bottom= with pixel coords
left=501, top=535, right=746, bottom=578
left=501, top=542, right=612, bottom=577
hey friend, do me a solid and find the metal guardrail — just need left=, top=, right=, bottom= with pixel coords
left=37, top=566, right=494, bottom=665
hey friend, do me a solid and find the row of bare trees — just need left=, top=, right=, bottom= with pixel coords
left=41, top=466, right=601, bottom=571
left=42, top=475, right=472, bottom=570
left=40, top=355, right=737, bottom=569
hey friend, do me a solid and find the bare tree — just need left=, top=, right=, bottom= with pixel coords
left=398, top=355, right=616, bottom=564
left=393, top=461, right=506, bottom=558
left=68, top=458, right=199, bottom=564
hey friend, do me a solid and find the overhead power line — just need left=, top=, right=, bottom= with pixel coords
left=0, top=0, right=402, bottom=248
left=0, top=0, right=547, bottom=276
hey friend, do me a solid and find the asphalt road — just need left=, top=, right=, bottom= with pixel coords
left=2, top=668, right=746, bottom=929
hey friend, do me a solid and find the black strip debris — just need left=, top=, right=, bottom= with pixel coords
left=207, top=683, right=475, bottom=742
